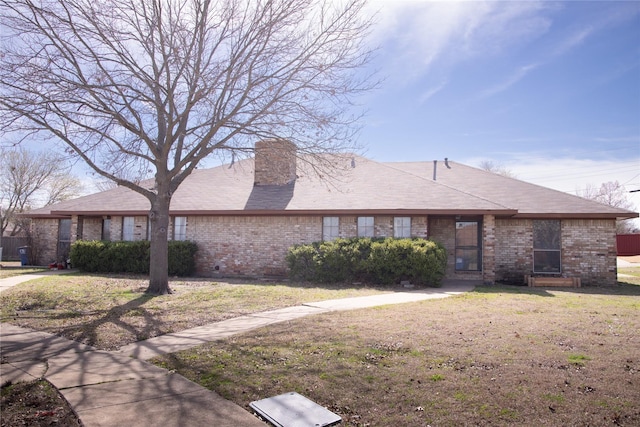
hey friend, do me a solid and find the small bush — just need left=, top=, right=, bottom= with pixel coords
left=287, top=237, right=446, bottom=286
left=286, top=244, right=319, bottom=281
left=168, top=240, right=198, bottom=276
left=70, top=240, right=197, bottom=276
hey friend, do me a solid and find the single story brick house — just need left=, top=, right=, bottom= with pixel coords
left=26, top=141, right=638, bottom=285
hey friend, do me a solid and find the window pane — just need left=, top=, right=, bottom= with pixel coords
left=357, top=217, right=374, bottom=237
left=455, top=249, right=479, bottom=271
left=534, top=250, right=561, bottom=273
left=122, top=217, right=134, bottom=241
left=456, top=221, right=478, bottom=246
left=174, top=216, right=187, bottom=241
left=533, top=220, right=560, bottom=249
left=394, top=217, right=411, bottom=238
left=323, top=217, right=339, bottom=241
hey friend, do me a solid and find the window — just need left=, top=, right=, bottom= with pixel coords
left=102, top=218, right=111, bottom=241
left=122, top=216, right=134, bottom=241
left=357, top=217, right=374, bottom=237
left=322, top=217, right=339, bottom=241
left=533, top=220, right=561, bottom=273
left=455, top=220, right=481, bottom=271
left=173, top=216, right=187, bottom=241
left=393, top=217, right=411, bottom=238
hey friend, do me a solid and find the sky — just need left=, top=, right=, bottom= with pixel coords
left=355, top=0, right=640, bottom=218
left=3, top=1, right=639, bottom=220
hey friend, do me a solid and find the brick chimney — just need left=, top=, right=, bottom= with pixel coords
left=254, top=139, right=297, bottom=186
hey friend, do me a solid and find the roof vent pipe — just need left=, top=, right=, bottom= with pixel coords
left=444, top=157, right=450, bottom=168
left=433, top=160, right=437, bottom=181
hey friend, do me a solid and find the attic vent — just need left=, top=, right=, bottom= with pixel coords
left=254, top=139, right=297, bottom=186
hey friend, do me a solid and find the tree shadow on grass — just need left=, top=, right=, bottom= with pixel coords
left=48, top=294, right=169, bottom=350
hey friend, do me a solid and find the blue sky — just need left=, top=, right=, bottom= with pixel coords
left=357, top=0, right=639, bottom=214
left=5, top=1, right=638, bottom=216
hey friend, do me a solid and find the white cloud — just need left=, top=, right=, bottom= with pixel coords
left=366, top=0, right=552, bottom=82
left=552, top=26, right=594, bottom=57
left=418, top=79, right=448, bottom=104
left=477, top=63, right=539, bottom=99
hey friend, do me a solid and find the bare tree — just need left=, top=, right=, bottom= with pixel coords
left=479, top=160, right=517, bottom=178
left=0, top=147, right=82, bottom=238
left=0, top=0, right=376, bottom=294
left=578, top=181, right=638, bottom=234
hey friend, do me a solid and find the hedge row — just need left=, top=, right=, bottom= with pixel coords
left=286, top=237, right=447, bottom=286
left=70, top=240, right=198, bottom=276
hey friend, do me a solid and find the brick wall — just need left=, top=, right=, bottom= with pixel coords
left=495, top=218, right=617, bottom=285
left=482, top=215, right=496, bottom=284
left=30, top=214, right=618, bottom=284
left=31, top=218, right=58, bottom=265
left=495, top=218, right=532, bottom=284
left=189, top=215, right=321, bottom=276
left=561, top=219, right=617, bottom=285
left=254, top=139, right=297, bottom=186
left=81, top=217, right=103, bottom=241
left=189, top=214, right=429, bottom=277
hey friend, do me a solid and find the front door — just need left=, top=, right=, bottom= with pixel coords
left=57, top=218, right=72, bottom=263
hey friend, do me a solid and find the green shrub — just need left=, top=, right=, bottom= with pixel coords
left=286, top=237, right=446, bottom=286
left=70, top=240, right=108, bottom=272
left=286, top=244, right=319, bottom=281
left=168, top=240, right=198, bottom=276
left=70, top=240, right=197, bottom=276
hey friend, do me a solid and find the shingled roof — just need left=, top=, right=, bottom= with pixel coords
left=27, top=155, right=637, bottom=220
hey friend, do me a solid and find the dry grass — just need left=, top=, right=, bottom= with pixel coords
left=0, top=266, right=48, bottom=279
left=0, top=273, right=386, bottom=350
left=2, top=268, right=639, bottom=426
left=154, top=280, right=640, bottom=426
left=1, top=379, right=82, bottom=427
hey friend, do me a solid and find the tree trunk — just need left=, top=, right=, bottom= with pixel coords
left=146, top=189, right=172, bottom=295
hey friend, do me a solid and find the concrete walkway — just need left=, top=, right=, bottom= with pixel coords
left=0, top=271, right=474, bottom=426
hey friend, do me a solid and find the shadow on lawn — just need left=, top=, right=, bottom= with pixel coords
left=48, top=294, right=167, bottom=349
left=476, top=282, right=640, bottom=298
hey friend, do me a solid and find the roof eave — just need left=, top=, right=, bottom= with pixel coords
left=30, top=208, right=520, bottom=217
left=511, top=212, right=638, bottom=220
left=154, top=208, right=520, bottom=216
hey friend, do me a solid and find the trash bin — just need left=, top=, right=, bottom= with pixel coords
left=18, top=246, right=30, bottom=266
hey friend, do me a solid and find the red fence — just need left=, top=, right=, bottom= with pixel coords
left=617, top=234, right=640, bottom=256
